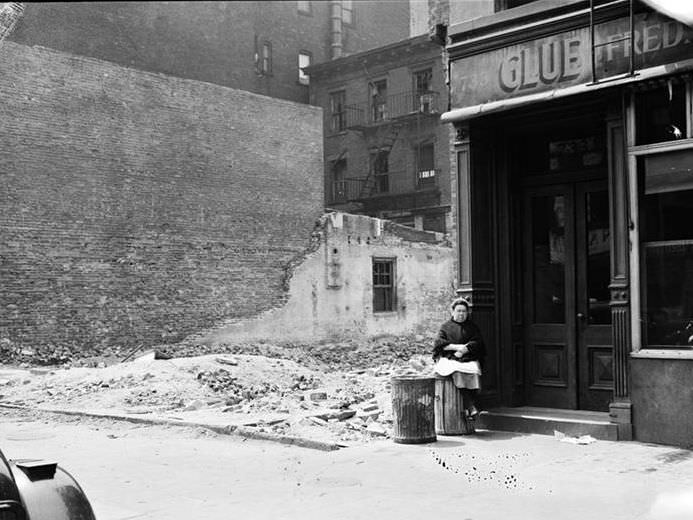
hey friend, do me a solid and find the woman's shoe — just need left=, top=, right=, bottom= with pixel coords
left=467, top=406, right=479, bottom=421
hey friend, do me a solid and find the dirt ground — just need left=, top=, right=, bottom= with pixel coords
left=0, top=335, right=436, bottom=445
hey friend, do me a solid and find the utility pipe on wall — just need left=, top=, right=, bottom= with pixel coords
left=330, top=0, right=343, bottom=59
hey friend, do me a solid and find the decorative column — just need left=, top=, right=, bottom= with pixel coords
left=453, top=122, right=498, bottom=398
left=607, top=113, right=632, bottom=440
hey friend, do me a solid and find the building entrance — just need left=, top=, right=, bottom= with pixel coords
left=521, top=180, right=613, bottom=411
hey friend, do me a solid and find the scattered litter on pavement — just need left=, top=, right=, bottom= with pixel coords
left=554, top=430, right=597, bottom=444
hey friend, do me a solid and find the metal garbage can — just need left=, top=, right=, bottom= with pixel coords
left=391, top=375, right=436, bottom=444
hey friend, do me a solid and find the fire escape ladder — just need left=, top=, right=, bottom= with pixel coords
left=589, top=0, right=635, bottom=84
left=358, top=122, right=404, bottom=200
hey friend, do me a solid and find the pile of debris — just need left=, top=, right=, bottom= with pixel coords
left=0, top=346, right=436, bottom=446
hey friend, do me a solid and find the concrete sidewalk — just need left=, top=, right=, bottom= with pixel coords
left=2, top=407, right=693, bottom=520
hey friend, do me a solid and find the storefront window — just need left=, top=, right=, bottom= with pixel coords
left=635, top=82, right=686, bottom=146
left=640, top=151, right=693, bottom=347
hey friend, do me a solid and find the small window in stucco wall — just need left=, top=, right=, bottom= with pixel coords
left=373, top=258, right=396, bottom=312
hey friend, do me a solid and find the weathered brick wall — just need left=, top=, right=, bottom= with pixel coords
left=10, top=2, right=410, bottom=105
left=0, top=42, right=324, bottom=360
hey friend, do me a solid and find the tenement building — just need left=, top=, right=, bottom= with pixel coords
left=442, top=0, right=693, bottom=447
left=9, top=1, right=410, bottom=104
left=306, top=35, right=452, bottom=233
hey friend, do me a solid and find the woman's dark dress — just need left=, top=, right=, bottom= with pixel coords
left=433, top=318, right=486, bottom=368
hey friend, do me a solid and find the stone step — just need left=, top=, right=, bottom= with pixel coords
left=477, top=406, right=620, bottom=441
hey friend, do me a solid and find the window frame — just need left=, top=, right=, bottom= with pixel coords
left=370, top=148, right=390, bottom=193
left=372, top=257, right=396, bottom=313
left=298, top=51, right=312, bottom=86
left=628, top=77, right=693, bottom=357
left=370, top=79, right=388, bottom=123
left=262, top=41, right=272, bottom=75
left=329, top=89, right=347, bottom=134
left=415, top=141, right=436, bottom=188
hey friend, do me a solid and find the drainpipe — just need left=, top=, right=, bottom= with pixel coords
left=330, top=0, right=343, bottom=59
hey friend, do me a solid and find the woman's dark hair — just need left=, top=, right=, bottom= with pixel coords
left=450, top=298, right=470, bottom=312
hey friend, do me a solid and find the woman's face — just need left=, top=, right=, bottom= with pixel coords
left=452, top=304, right=468, bottom=322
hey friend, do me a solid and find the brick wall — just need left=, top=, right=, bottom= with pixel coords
left=10, top=2, right=410, bottom=105
left=0, top=42, right=324, bottom=360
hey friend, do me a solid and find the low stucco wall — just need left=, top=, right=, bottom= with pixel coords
left=202, top=212, right=456, bottom=344
left=631, top=357, right=693, bottom=448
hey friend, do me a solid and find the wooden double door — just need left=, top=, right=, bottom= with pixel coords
left=522, top=180, right=613, bottom=411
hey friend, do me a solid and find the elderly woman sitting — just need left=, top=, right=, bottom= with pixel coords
left=432, top=297, right=486, bottom=420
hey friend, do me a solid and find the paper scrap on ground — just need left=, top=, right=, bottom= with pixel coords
left=554, top=430, right=597, bottom=445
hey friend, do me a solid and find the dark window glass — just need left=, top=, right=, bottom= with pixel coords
left=373, top=259, right=395, bottom=312
left=329, top=90, right=346, bottom=133
left=416, top=143, right=435, bottom=187
left=331, top=158, right=348, bottom=203
left=531, top=195, right=566, bottom=323
left=635, top=83, right=686, bottom=145
left=640, top=152, right=693, bottom=347
left=372, top=150, right=389, bottom=193
left=585, top=190, right=611, bottom=324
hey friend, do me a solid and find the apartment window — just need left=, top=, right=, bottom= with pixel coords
left=342, top=0, right=353, bottom=25
left=373, top=258, right=395, bottom=312
left=414, top=68, right=434, bottom=113
left=298, top=52, right=311, bottom=85
left=370, top=80, right=387, bottom=122
left=297, top=1, right=311, bottom=14
left=372, top=149, right=389, bottom=193
left=262, top=41, right=272, bottom=75
left=416, top=143, right=435, bottom=187
left=331, top=158, right=348, bottom=202
left=329, top=90, right=346, bottom=133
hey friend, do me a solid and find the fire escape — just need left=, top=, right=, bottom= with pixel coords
left=329, top=87, right=442, bottom=212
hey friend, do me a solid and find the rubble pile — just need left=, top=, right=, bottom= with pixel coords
left=0, top=337, right=438, bottom=446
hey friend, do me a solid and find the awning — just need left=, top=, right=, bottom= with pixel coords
left=641, top=0, right=693, bottom=26
left=441, top=57, right=693, bottom=124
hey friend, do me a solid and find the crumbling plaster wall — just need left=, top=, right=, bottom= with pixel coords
left=204, top=212, right=456, bottom=344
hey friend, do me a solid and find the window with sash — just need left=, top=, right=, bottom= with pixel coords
left=298, top=52, right=311, bottom=85
left=329, top=90, right=346, bottom=133
left=633, top=79, right=693, bottom=349
left=373, top=258, right=395, bottom=312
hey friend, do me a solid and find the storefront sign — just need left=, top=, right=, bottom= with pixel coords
left=450, top=12, right=693, bottom=109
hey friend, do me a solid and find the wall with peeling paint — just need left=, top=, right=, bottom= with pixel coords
left=203, top=212, right=457, bottom=344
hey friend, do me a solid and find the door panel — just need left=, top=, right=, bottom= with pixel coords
left=576, top=183, right=613, bottom=411
left=523, top=182, right=612, bottom=411
left=523, top=186, right=577, bottom=409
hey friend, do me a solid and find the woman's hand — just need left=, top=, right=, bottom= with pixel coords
left=445, top=343, right=469, bottom=355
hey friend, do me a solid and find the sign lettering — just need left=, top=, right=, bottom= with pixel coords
left=450, top=12, right=693, bottom=109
